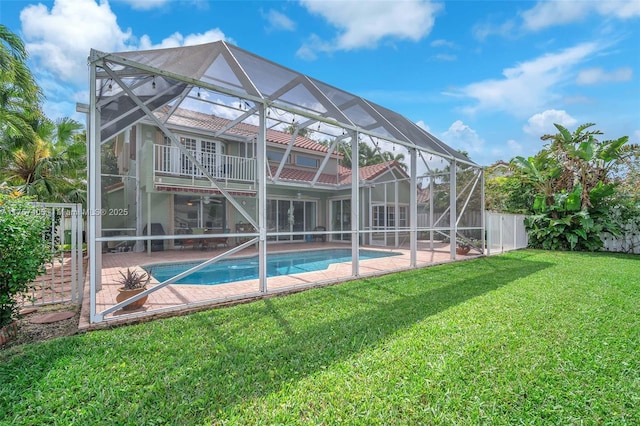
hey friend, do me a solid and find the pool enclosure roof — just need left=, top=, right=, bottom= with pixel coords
left=90, top=40, right=474, bottom=165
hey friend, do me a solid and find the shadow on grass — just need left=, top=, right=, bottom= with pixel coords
left=0, top=253, right=552, bottom=422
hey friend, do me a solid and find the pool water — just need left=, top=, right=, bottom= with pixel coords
left=146, top=248, right=401, bottom=285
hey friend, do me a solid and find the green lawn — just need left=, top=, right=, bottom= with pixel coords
left=1, top=250, right=638, bottom=425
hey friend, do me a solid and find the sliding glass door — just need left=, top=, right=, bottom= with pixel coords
left=331, top=199, right=351, bottom=241
left=174, top=195, right=226, bottom=231
left=267, top=199, right=317, bottom=241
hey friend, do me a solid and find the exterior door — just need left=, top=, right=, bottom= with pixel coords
left=371, top=204, right=386, bottom=246
left=178, top=136, right=223, bottom=177
left=268, top=199, right=317, bottom=242
left=331, top=199, right=351, bottom=241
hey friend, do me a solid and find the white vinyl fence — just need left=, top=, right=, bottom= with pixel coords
left=485, top=211, right=640, bottom=255
left=602, top=228, right=640, bottom=254
left=485, top=211, right=528, bottom=255
left=23, top=203, right=85, bottom=306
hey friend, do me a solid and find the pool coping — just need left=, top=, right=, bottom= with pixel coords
left=79, top=242, right=480, bottom=331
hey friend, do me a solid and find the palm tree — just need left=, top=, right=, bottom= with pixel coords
left=382, top=151, right=407, bottom=171
left=3, top=116, right=86, bottom=204
left=0, top=25, right=42, bottom=146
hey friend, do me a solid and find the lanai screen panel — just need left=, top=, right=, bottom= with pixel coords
left=95, top=41, right=477, bottom=165
left=98, top=75, right=188, bottom=142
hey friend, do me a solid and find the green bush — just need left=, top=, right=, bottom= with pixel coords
left=0, top=193, right=52, bottom=328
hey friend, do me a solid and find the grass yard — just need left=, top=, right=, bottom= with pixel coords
left=1, top=250, right=638, bottom=425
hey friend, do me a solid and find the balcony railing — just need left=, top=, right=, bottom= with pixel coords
left=154, top=145, right=256, bottom=183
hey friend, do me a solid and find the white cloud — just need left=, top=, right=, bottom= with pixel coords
left=298, top=0, right=441, bottom=57
left=472, top=19, right=516, bottom=41
left=576, top=67, right=633, bottom=85
left=459, top=42, right=600, bottom=117
left=263, top=9, right=296, bottom=32
left=430, top=39, right=456, bottom=48
left=138, top=29, right=229, bottom=50
left=118, top=0, right=172, bottom=11
left=521, top=0, right=640, bottom=31
left=482, top=139, right=525, bottom=164
left=507, top=139, right=523, bottom=155
left=18, top=0, right=231, bottom=121
left=21, top=0, right=134, bottom=84
left=416, top=120, right=431, bottom=132
left=441, top=120, right=484, bottom=156
left=296, top=33, right=332, bottom=60
left=523, top=109, right=577, bottom=135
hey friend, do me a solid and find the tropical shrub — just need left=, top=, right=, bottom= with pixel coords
left=485, top=174, right=535, bottom=214
left=513, top=123, right=637, bottom=251
left=524, top=183, right=619, bottom=251
left=0, top=192, right=51, bottom=328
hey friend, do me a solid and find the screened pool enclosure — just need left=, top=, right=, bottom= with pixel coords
left=84, top=41, right=484, bottom=324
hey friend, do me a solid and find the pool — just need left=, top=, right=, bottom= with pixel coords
left=145, top=248, right=401, bottom=285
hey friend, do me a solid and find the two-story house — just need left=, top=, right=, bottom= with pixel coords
left=102, top=106, right=411, bottom=250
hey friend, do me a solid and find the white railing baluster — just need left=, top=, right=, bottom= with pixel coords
left=154, top=145, right=255, bottom=183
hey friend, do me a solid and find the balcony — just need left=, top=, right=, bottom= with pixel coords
left=154, top=145, right=256, bottom=184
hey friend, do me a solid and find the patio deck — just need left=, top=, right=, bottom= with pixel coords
left=79, top=241, right=480, bottom=330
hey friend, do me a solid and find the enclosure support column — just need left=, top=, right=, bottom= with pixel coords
left=429, top=176, right=434, bottom=251
left=409, top=148, right=417, bottom=267
left=394, top=181, right=399, bottom=247
left=257, top=104, right=267, bottom=293
left=481, top=168, right=486, bottom=255
left=88, top=61, right=102, bottom=323
left=135, top=126, right=143, bottom=252
left=147, top=192, right=151, bottom=255
left=450, top=160, right=457, bottom=259
left=351, top=131, right=360, bottom=277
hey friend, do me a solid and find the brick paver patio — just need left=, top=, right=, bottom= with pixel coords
left=79, top=241, right=478, bottom=330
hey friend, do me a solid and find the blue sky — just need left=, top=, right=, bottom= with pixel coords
left=1, top=0, right=639, bottom=166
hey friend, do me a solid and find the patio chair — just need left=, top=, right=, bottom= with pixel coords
left=201, top=228, right=229, bottom=250
left=312, top=226, right=326, bottom=242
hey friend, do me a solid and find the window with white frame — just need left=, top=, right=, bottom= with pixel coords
left=387, top=206, right=396, bottom=227
left=266, top=149, right=290, bottom=163
left=240, top=140, right=255, bottom=158
left=398, top=206, right=408, bottom=227
left=295, top=155, right=319, bottom=168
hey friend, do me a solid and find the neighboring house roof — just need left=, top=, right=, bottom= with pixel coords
left=417, top=187, right=430, bottom=204
left=486, top=160, right=512, bottom=178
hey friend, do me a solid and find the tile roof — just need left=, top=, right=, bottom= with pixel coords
left=338, top=161, right=408, bottom=185
left=269, top=166, right=340, bottom=185
left=164, top=108, right=335, bottom=155
left=155, top=107, right=407, bottom=187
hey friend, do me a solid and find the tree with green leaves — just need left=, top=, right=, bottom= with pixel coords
left=513, top=123, right=636, bottom=251
left=0, top=192, right=52, bottom=328
left=2, top=116, right=86, bottom=204
left=0, top=24, right=42, bottom=147
left=0, top=27, right=87, bottom=205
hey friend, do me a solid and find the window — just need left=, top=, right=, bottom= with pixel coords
left=266, top=150, right=290, bottom=163
left=295, top=155, right=319, bottom=168
left=387, top=206, right=395, bottom=227
left=180, top=136, right=197, bottom=151
left=398, top=206, right=408, bottom=227
left=240, top=141, right=255, bottom=158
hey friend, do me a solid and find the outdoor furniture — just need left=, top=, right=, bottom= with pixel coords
left=235, top=222, right=256, bottom=246
left=143, top=223, right=165, bottom=251
left=201, top=228, right=229, bottom=250
left=175, top=228, right=193, bottom=250
left=312, top=226, right=326, bottom=242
